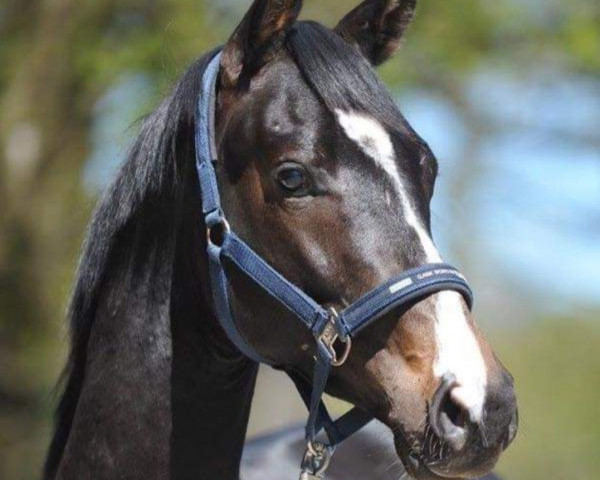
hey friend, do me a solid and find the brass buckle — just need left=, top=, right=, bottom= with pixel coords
left=318, top=308, right=351, bottom=367
left=299, top=441, right=332, bottom=480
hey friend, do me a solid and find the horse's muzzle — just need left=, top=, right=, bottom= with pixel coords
left=426, top=371, right=518, bottom=478
left=392, top=369, right=517, bottom=480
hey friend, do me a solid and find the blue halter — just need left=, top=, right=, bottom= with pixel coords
left=196, top=51, right=474, bottom=478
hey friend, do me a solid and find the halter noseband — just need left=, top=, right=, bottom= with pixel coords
left=196, top=52, right=473, bottom=479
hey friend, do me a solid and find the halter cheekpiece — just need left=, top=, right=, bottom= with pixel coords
left=195, top=51, right=474, bottom=480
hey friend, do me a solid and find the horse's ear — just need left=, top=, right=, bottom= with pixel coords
left=220, top=0, right=302, bottom=88
left=335, top=0, right=417, bottom=66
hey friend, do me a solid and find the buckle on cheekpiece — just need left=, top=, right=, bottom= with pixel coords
left=317, top=308, right=352, bottom=367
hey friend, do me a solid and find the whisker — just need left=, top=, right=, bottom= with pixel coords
left=440, top=443, right=450, bottom=460
left=437, top=439, right=445, bottom=462
left=478, top=408, right=490, bottom=449
left=428, top=428, right=435, bottom=453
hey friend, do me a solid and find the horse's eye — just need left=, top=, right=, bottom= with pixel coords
left=275, top=165, right=309, bottom=195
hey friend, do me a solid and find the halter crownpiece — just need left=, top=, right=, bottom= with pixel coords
left=196, top=51, right=474, bottom=480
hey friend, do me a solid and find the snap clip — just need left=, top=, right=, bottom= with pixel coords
left=299, top=441, right=333, bottom=480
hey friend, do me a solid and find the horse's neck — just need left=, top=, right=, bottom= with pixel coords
left=56, top=228, right=258, bottom=480
left=169, top=241, right=259, bottom=479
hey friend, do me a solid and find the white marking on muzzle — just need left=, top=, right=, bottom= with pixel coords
left=336, top=110, right=488, bottom=422
left=434, top=292, right=487, bottom=422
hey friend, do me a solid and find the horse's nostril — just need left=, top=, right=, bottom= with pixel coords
left=430, top=375, right=469, bottom=452
left=441, top=391, right=467, bottom=429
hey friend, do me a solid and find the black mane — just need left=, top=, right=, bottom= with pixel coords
left=44, top=48, right=221, bottom=480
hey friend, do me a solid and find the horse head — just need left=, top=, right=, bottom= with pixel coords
left=211, top=1, right=518, bottom=478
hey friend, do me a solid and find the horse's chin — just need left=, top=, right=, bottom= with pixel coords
left=393, top=448, right=450, bottom=480
left=390, top=430, right=442, bottom=480
left=392, top=432, right=498, bottom=480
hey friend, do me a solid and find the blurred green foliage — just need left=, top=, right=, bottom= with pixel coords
left=494, top=318, right=600, bottom=480
left=0, top=1, right=598, bottom=479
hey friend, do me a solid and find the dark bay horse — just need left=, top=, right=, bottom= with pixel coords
left=44, top=1, right=518, bottom=479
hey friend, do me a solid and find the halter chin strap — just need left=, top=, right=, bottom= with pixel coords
left=196, top=51, right=474, bottom=478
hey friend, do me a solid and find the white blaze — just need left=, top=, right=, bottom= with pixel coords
left=336, top=110, right=487, bottom=421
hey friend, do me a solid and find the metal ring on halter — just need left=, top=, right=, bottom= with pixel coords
left=318, top=308, right=352, bottom=367
left=206, top=218, right=231, bottom=248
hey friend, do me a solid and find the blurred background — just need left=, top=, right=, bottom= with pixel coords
left=0, top=0, right=598, bottom=479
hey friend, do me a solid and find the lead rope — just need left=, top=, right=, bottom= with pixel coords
left=300, top=308, right=350, bottom=480
left=300, top=308, right=352, bottom=480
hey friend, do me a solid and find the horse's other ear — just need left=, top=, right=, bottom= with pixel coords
left=335, top=0, right=417, bottom=66
left=221, top=0, right=302, bottom=88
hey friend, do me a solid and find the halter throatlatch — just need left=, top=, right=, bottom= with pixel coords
left=196, top=52, right=474, bottom=480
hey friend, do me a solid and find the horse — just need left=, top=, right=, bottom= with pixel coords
left=43, top=1, right=518, bottom=479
